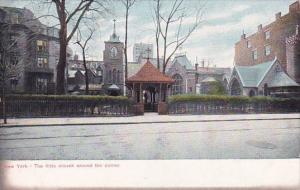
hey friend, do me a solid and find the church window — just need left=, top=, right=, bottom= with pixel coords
left=112, top=69, right=116, bottom=83
left=108, top=70, right=112, bottom=83
left=230, top=78, right=241, bottom=96
left=110, top=47, right=118, bottom=58
left=172, top=74, right=183, bottom=95
left=117, top=70, right=121, bottom=83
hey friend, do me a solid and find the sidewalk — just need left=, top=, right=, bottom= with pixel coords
left=1, top=113, right=300, bottom=127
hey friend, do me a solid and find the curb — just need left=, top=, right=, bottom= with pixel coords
left=1, top=117, right=300, bottom=128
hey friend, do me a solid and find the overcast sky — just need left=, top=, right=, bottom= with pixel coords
left=0, top=0, right=296, bottom=68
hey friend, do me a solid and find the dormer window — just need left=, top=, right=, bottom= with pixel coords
left=247, top=40, right=251, bottom=48
left=265, top=30, right=270, bottom=40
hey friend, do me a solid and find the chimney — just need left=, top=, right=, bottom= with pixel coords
left=289, top=0, right=300, bottom=13
left=258, top=24, right=263, bottom=32
left=275, top=12, right=281, bottom=20
left=195, top=63, right=198, bottom=71
left=241, top=33, right=246, bottom=39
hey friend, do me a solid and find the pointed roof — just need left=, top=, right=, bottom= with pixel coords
left=126, top=60, right=174, bottom=83
left=234, top=58, right=299, bottom=88
left=172, top=54, right=193, bottom=70
left=108, top=19, right=120, bottom=42
left=235, top=60, right=274, bottom=87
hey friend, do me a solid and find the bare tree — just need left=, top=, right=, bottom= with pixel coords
left=121, top=0, right=136, bottom=80
left=75, top=27, right=95, bottom=95
left=153, top=0, right=161, bottom=70
left=0, top=24, right=27, bottom=124
left=154, top=0, right=203, bottom=73
left=48, top=0, right=110, bottom=94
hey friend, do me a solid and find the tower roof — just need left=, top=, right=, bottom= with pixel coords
left=126, top=60, right=174, bottom=83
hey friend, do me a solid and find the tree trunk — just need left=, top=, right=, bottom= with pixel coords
left=2, top=80, right=6, bottom=124
left=82, top=49, right=89, bottom=95
left=124, top=2, right=129, bottom=80
left=56, top=21, right=67, bottom=95
left=156, top=0, right=160, bottom=71
left=156, top=33, right=160, bottom=71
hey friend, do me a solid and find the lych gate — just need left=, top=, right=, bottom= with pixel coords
left=126, top=60, right=174, bottom=113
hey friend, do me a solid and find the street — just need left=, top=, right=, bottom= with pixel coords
left=0, top=117, right=299, bottom=159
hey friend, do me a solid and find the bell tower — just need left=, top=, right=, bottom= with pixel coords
left=103, top=19, right=124, bottom=95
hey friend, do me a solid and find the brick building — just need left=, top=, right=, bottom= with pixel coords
left=234, top=0, right=300, bottom=82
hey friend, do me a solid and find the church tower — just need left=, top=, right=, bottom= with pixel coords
left=103, top=19, right=124, bottom=95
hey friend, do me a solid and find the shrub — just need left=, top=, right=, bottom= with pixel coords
left=5, top=94, right=132, bottom=105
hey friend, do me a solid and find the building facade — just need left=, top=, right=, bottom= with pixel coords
left=228, top=58, right=300, bottom=97
left=133, top=43, right=153, bottom=62
left=234, top=0, right=300, bottom=79
left=0, top=6, right=72, bottom=94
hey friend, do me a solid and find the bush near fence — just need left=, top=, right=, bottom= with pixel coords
left=168, top=94, right=300, bottom=114
left=0, top=95, right=135, bottom=117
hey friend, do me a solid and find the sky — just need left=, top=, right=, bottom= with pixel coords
left=0, top=0, right=297, bottom=68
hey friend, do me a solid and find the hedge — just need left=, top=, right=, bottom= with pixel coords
left=4, top=94, right=133, bottom=104
left=168, top=94, right=300, bottom=104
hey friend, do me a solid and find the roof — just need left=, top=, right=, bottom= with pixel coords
left=126, top=60, right=175, bottom=83
left=235, top=60, right=274, bottom=87
left=201, top=77, right=217, bottom=83
left=269, top=72, right=299, bottom=87
left=172, top=54, right=193, bottom=70
left=108, top=84, right=120, bottom=90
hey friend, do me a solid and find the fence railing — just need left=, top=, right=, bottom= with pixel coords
left=168, top=101, right=300, bottom=114
left=0, top=99, right=137, bottom=118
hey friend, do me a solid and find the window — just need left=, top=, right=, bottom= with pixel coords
left=117, top=70, right=121, bottom=83
left=108, top=70, right=112, bottom=83
left=112, top=69, right=116, bottom=83
left=37, top=57, right=48, bottom=68
left=252, top=49, right=258, bottom=60
left=10, top=79, right=18, bottom=90
left=36, top=78, right=48, bottom=94
left=265, top=45, right=271, bottom=56
left=37, top=40, right=47, bottom=52
left=172, top=74, right=183, bottom=95
left=265, top=30, right=270, bottom=40
left=247, top=41, right=251, bottom=48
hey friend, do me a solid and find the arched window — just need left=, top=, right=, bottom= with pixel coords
left=117, top=70, right=121, bottom=83
left=223, top=78, right=228, bottom=91
left=264, top=83, right=268, bottom=96
left=108, top=70, right=112, bottom=83
left=230, top=78, right=241, bottom=96
left=249, top=89, right=255, bottom=97
left=172, top=74, right=183, bottom=95
left=112, top=69, right=116, bottom=84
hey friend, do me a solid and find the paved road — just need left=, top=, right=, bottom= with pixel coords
left=0, top=118, right=299, bottom=159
